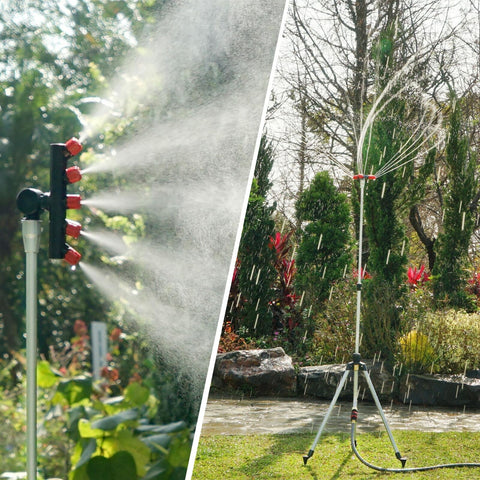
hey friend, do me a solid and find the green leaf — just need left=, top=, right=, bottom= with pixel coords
left=166, top=433, right=191, bottom=468
left=141, top=459, right=167, bottom=480
left=78, top=419, right=108, bottom=439
left=90, top=408, right=139, bottom=431
left=169, top=467, right=188, bottom=480
left=125, top=382, right=150, bottom=406
left=37, top=360, right=60, bottom=388
left=86, top=455, right=112, bottom=480
left=110, top=451, right=138, bottom=480
left=76, top=438, right=98, bottom=469
left=136, top=421, right=187, bottom=434
left=101, top=429, right=150, bottom=476
left=69, top=463, right=89, bottom=480
left=141, top=433, right=171, bottom=453
left=57, top=376, right=92, bottom=405
left=85, top=451, right=138, bottom=480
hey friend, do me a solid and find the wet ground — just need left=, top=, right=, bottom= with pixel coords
left=201, top=396, right=480, bottom=435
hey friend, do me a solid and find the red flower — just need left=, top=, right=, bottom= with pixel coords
left=468, top=272, right=480, bottom=285
left=109, top=327, right=122, bottom=342
left=232, top=259, right=240, bottom=283
left=407, top=265, right=430, bottom=287
left=100, top=366, right=119, bottom=382
left=73, top=319, right=88, bottom=337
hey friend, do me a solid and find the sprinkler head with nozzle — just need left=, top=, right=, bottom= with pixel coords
left=66, top=166, right=82, bottom=184
left=65, top=137, right=82, bottom=157
left=64, top=246, right=82, bottom=266
left=65, top=219, right=82, bottom=239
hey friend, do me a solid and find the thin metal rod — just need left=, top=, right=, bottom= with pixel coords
left=362, top=368, right=402, bottom=456
left=22, top=219, right=41, bottom=480
left=355, top=178, right=365, bottom=354
left=307, top=369, right=350, bottom=454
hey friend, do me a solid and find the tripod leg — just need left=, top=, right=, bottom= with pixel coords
left=361, top=369, right=407, bottom=467
left=303, top=368, right=350, bottom=465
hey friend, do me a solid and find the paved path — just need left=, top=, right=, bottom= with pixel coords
left=200, top=396, right=480, bottom=435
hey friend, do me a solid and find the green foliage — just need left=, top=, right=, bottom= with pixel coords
left=414, top=310, right=480, bottom=374
left=0, top=323, right=192, bottom=480
left=226, top=136, right=277, bottom=336
left=0, top=384, right=27, bottom=472
left=433, top=98, right=477, bottom=309
left=59, top=373, right=191, bottom=480
left=398, top=330, right=436, bottom=373
left=307, top=279, right=356, bottom=365
left=295, top=171, right=352, bottom=312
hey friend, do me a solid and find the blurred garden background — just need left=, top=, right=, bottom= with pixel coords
left=220, top=0, right=480, bottom=381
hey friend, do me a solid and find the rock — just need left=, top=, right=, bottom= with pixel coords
left=297, top=360, right=396, bottom=402
left=212, top=350, right=480, bottom=408
left=212, top=347, right=296, bottom=396
left=399, top=374, right=480, bottom=407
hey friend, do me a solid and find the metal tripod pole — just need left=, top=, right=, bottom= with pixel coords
left=303, top=176, right=405, bottom=467
left=22, top=219, right=41, bottom=480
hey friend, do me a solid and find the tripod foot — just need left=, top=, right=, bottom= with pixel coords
left=303, top=450, right=314, bottom=465
left=396, top=452, right=407, bottom=468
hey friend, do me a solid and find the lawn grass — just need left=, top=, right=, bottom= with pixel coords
left=192, top=431, right=480, bottom=479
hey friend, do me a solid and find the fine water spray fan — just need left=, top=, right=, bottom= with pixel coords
left=302, top=125, right=480, bottom=474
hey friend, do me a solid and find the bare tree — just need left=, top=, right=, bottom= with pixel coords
left=277, top=0, right=480, bottom=272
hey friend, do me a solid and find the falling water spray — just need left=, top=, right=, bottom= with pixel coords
left=75, top=0, right=287, bottom=414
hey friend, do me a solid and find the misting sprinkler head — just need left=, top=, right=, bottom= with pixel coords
left=64, top=245, right=82, bottom=266
left=65, top=137, right=83, bottom=157
left=66, top=166, right=82, bottom=183
left=66, top=194, right=82, bottom=210
left=353, top=174, right=376, bottom=180
left=16, top=137, right=86, bottom=266
left=66, top=219, right=82, bottom=239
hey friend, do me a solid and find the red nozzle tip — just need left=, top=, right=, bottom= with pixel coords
left=65, top=138, right=82, bottom=156
left=66, top=194, right=82, bottom=210
left=66, top=219, right=82, bottom=239
left=66, top=166, right=82, bottom=184
left=64, top=246, right=82, bottom=266
left=353, top=174, right=376, bottom=180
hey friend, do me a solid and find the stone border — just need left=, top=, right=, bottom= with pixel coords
left=212, top=348, right=480, bottom=408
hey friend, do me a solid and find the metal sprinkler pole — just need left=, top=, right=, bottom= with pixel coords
left=354, top=177, right=365, bottom=355
left=352, top=177, right=366, bottom=423
left=22, top=219, right=41, bottom=480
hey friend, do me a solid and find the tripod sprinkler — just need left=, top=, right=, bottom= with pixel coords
left=302, top=173, right=480, bottom=473
left=302, top=174, right=408, bottom=467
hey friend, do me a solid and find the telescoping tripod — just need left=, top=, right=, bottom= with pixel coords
left=302, top=175, right=480, bottom=473
left=302, top=175, right=407, bottom=468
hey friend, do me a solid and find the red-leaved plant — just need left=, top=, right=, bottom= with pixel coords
left=407, top=265, right=430, bottom=289
left=268, top=231, right=300, bottom=331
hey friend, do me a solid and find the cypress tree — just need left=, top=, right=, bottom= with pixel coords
left=295, top=171, right=352, bottom=312
left=433, top=97, right=476, bottom=310
left=226, top=135, right=277, bottom=336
